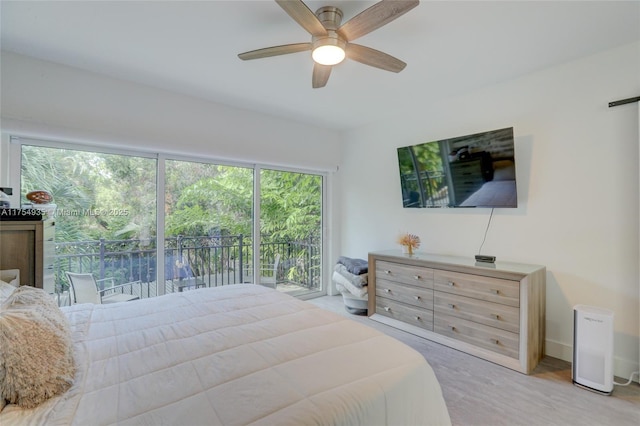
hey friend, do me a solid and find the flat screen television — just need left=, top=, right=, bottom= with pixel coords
left=397, top=127, right=517, bottom=208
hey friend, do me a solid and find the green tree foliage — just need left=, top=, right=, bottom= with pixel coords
left=21, top=145, right=156, bottom=242
left=23, top=148, right=322, bottom=246
left=165, top=162, right=253, bottom=237
left=260, top=169, right=321, bottom=242
left=22, top=146, right=95, bottom=242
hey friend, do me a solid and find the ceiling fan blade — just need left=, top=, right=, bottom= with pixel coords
left=238, top=43, right=311, bottom=60
left=338, top=0, right=419, bottom=42
left=275, top=0, right=327, bottom=37
left=312, top=64, right=332, bottom=88
left=346, top=44, right=407, bottom=73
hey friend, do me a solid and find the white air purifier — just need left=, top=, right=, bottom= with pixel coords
left=572, top=305, right=614, bottom=395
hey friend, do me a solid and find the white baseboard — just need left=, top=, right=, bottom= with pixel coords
left=545, top=339, right=639, bottom=383
left=545, top=338, right=573, bottom=363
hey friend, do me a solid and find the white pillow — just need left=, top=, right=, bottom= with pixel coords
left=0, top=270, right=19, bottom=287
left=0, top=286, right=76, bottom=408
left=0, top=280, right=15, bottom=305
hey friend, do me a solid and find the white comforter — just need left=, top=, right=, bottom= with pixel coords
left=1, top=285, right=450, bottom=425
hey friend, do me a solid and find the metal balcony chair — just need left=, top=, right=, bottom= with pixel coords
left=243, top=253, right=281, bottom=289
left=66, top=272, right=140, bottom=304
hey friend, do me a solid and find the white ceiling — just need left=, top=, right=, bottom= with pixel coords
left=1, top=1, right=639, bottom=131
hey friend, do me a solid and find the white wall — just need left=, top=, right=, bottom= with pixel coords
left=338, top=41, right=640, bottom=379
left=0, top=52, right=342, bottom=170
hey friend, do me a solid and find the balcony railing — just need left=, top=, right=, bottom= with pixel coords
left=54, top=234, right=321, bottom=300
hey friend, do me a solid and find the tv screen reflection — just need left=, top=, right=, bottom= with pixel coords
left=397, top=127, right=517, bottom=208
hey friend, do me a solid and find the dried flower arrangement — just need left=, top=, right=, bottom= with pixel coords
left=397, top=232, right=420, bottom=255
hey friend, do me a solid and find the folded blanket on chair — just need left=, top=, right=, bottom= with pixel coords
left=334, top=264, right=368, bottom=288
left=337, top=256, right=368, bottom=275
left=332, top=271, right=368, bottom=298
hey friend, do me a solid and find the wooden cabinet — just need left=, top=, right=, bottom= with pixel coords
left=0, top=219, right=55, bottom=291
left=368, top=250, right=546, bottom=374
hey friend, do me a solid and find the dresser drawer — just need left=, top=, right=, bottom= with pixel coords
left=376, top=260, right=433, bottom=288
left=435, top=312, right=519, bottom=359
left=434, top=292, right=519, bottom=333
left=376, top=297, right=433, bottom=331
left=369, top=251, right=545, bottom=374
left=376, top=278, right=433, bottom=309
left=434, top=270, right=519, bottom=307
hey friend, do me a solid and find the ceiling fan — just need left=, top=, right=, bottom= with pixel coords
left=238, top=0, right=419, bottom=88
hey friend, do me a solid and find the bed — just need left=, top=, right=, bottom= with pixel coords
left=0, top=283, right=451, bottom=425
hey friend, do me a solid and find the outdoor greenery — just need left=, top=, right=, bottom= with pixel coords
left=21, top=145, right=156, bottom=242
left=21, top=144, right=323, bottom=290
left=21, top=146, right=322, bottom=244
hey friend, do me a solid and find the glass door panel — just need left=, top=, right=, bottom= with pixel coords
left=259, top=169, right=323, bottom=296
left=20, top=144, right=157, bottom=302
left=164, top=160, right=253, bottom=293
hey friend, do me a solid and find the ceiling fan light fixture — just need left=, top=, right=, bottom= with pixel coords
left=312, top=45, right=345, bottom=65
left=312, top=35, right=346, bottom=66
left=238, top=0, right=420, bottom=87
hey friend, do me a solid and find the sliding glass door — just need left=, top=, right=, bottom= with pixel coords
left=20, top=143, right=157, bottom=300
left=164, top=159, right=253, bottom=292
left=16, top=139, right=325, bottom=301
left=259, top=168, right=323, bottom=296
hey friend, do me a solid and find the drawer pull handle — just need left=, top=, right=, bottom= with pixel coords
left=383, top=306, right=391, bottom=312
left=384, top=270, right=391, bottom=274
left=449, top=325, right=456, bottom=331
left=490, top=289, right=499, bottom=295
left=490, top=313, right=500, bottom=320
left=448, top=303, right=455, bottom=309
left=413, top=275, right=421, bottom=280
left=448, top=281, right=455, bottom=287
left=491, top=338, right=500, bottom=345
left=414, top=316, right=421, bottom=321
left=414, top=295, right=421, bottom=300
left=384, top=288, right=391, bottom=293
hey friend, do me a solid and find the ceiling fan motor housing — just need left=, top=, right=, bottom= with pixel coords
left=315, top=6, right=342, bottom=30
left=312, top=32, right=346, bottom=54
left=312, top=6, right=346, bottom=65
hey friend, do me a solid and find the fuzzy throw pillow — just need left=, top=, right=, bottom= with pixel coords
left=0, top=286, right=75, bottom=408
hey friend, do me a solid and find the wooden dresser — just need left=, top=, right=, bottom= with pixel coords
left=368, top=250, right=546, bottom=374
left=0, top=218, right=55, bottom=291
